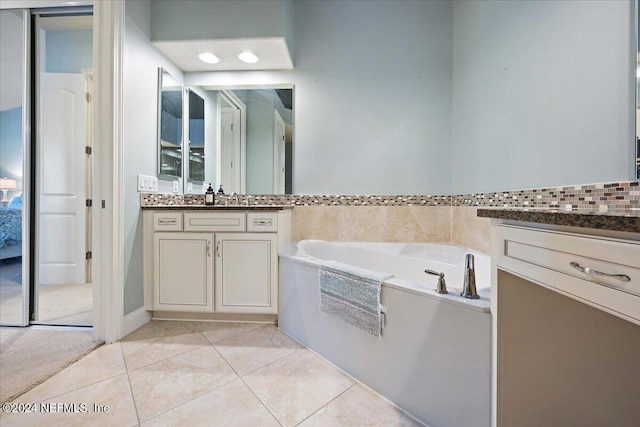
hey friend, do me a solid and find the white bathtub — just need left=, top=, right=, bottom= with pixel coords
left=279, top=240, right=491, bottom=427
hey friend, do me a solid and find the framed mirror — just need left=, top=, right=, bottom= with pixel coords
left=204, top=86, right=294, bottom=195
left=158, top=68, right=183, bottom=179
left=187, top=89, right=205, bottom=183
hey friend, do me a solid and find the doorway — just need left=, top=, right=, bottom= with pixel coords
left=0, top=9, right=93, bottom=327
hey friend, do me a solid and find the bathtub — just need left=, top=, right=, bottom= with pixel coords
left=279, top=240, right=491, bottom=427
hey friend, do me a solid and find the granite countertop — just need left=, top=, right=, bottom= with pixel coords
left=477, top=208, right=640, bottom=233
left=141, top=204, right=294, bottom=211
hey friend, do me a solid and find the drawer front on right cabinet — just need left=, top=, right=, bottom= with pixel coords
left=247, top=212, right=278, bottom=232
left=498, top=225, right=640, bottom=324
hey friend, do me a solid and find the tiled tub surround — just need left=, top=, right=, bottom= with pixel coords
left=140, top=180, right=639, bottom=254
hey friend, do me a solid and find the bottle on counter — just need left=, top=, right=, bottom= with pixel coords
left=217, top=185, right=225, bottom=195
left=205, top=183, right=215, bottom=205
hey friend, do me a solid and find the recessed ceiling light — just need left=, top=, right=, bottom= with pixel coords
left=238, top=51, right=259, bottom=64
left=198, top=52, right=220, bottom=64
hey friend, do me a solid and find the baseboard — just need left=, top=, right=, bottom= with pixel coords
left=122, top=307, right=152, bottom=337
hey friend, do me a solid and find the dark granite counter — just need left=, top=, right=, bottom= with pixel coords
left=141, top=204, right=294, bottom=211
left=477, top=208, right=640, bottom=233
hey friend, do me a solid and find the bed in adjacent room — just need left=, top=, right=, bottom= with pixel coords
left=0, top=195, right=23, bottom=259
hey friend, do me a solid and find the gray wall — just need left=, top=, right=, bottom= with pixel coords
left=451, top=0, right=635, bottom=193
left=187, top=0, right=454, bottom=194
left=123, top=0, right=184, bottom=315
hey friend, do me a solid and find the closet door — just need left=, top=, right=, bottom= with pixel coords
left=0, top=9, right=29, bottom=326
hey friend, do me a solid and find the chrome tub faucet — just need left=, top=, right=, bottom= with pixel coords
left=461, top=253, right=479, bottom=299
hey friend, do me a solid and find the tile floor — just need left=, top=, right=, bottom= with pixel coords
left=1, top=320, right=423, bottom=426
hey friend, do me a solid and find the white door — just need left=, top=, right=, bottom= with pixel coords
left=220, top=106, right=241, bottom=193
left=38, top=73, right=87, bottom=285
left=273, top=110, right=286, bottom=194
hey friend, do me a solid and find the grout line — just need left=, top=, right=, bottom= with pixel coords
left=293, top=383, right=356, bottom=426
left=208, top=331, right=285, bottom=426
left=121, top=342, right=142, bottom=426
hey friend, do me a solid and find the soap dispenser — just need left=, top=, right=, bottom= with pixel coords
left=217, top=185, right=225, bottom=195
left=205, top=183, right=215, bottom=205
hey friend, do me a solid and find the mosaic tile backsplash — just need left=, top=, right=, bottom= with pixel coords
left=141, top=181, right=639, bottom=214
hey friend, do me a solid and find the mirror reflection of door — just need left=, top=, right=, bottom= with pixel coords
left=205, top=87, right=293, bottom=195
left=218, top=92, right=242, bottom=194
left=274, top=110, right=286, bottom=194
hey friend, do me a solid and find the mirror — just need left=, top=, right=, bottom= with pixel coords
left=204, top=86, right=293, bottom=194
left=637, top=0, right=640, bottom=179
left=187, top=89, right=205, bottom=182
left=158, top=68, right=183, bottom=179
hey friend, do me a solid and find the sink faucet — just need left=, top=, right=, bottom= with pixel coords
left=229, top=192, right=240, bottom=206
left=461, top=254, right=479, bottom=299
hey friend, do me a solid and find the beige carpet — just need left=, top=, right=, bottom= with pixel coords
left=0, top=327, right=102, bottom=403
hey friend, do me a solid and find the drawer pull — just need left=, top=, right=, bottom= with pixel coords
left=216, top=240, right=221, bottom=258
left=569, top=262, right=631, bottom=283
left=158, top=219, right=177, bottom=225
left=253, top=219, right=272, bottom=226
left=207, top=240, right=211, bottom=258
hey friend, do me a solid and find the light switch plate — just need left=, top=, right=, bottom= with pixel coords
left=187, top=182, right=193, bottom=193
left=137, top=174, right=158, bottom=192
left=173, top=181, right=180, bottom=193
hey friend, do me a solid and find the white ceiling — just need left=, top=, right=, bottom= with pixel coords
left=152, top=37, right=293, bottom=72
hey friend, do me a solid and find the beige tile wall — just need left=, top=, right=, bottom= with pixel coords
left=291, top=205, right=491, bottom=254
left=451, top=206, right=491, bottom=254
left=291, top=206, right=452, bottom=243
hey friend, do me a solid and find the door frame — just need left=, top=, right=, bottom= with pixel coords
left=92, top=0, right=125, bottom=343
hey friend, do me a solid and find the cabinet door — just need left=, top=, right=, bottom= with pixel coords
left=215, top=233, right=277, bottom=314
left=154, top=232, right=213, bottom=312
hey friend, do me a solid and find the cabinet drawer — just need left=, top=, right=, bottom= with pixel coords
left=247, top=212, right=278, bottom=232
left=184, top=212, right=246, bottom=232
left=153, top=212, right=183, bottom=231
left=498, top=225, right=640, bottom=323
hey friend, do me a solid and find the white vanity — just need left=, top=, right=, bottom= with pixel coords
left=479, top=210, right=640, bottom=427
left=142, top=206, right=291, bottom=322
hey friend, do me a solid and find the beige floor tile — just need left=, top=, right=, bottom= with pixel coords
left=14, top=343, right=126, bottom=404
left=213, top=325, right=301, bottom=376
left=129, top=345, right=238, bottom=421
left=243, top=349, right=356, bottom=427
left=0, top=374, right=138, bottom=427
left=141, top=379, right=280, bottom=427
left=121, top=320, right=209, bottom=371
left=194, top=321, right=262, bottom=344
left=123, top=320, right=199, bottom=342
left=299, top=383, right=424, bottom=427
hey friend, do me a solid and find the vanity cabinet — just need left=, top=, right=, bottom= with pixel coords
left=215, top=233, right=277, bottom=314
left=153, top=232, right=213, bottom=312
left=143, top=208, right=291, bottom=318
left=489, top=221, right=640, bottom=427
